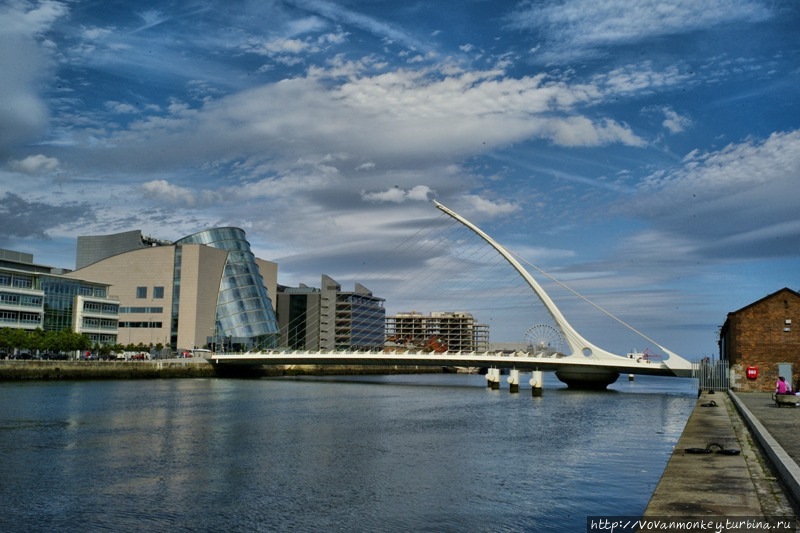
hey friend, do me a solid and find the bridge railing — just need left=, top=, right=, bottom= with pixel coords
left=692, top=359, right=729, bottom=392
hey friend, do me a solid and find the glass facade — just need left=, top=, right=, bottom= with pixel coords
left=40, top=276, right=119, bottom=344
left=176, top=228, right=279, bottom=350
left=1, top=252, right=119, bottom=345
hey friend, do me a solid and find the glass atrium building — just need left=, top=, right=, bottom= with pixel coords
left=70, top=227, right=280, bottom=352
left=175, top=228, right=280, bottom=350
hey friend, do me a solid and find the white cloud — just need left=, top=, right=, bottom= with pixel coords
left=266, top=37, right=310, bottom=54
left=77, top=61, right=666, bottom=178
left=544, top=117, right=645, bottom=147
left=0, top=1, right=68, bottom=154
left=629, top=129, right=800, bottom=259
left=105, top=101, right=138, bottom=114
left=141, top=179, right=200, bottom=207
left=1, top=0, right=69, bottom=37
left=288, top=0, right=430, bottom=53
left=10, top=154, right=60, bottom=174
left=362, top=185, right=434, bottom=203
left=361, top=187, right=407, bottom=203
left=662, top=108, right=691, bottom=134
left=286, top=16, right=327, bottom=36
left=509, top=0, right=772, bottom=62
left=594, top=63, right=689, bottom=95
left=463, top=195, right=520, bottom=217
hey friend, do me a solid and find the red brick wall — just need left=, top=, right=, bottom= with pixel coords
left=727, top=289, right=800, bottom=392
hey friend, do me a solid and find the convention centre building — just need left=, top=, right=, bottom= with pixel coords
left=67, top=228, right=280, bottom=353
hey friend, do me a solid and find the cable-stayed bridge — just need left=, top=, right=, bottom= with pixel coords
left=212, top=200, right=694, bottom=389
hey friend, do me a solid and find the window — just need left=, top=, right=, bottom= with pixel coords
left=20, top=312, right=40, bottom=324
left=13, top=276, right=32, bottom=289
left=21, top=295, right=42, bottom=307
left=0, top=293, right=19, bottom=304
left=136, top=286, right=147, bottom=299
left=154, top=286, right=165, bottom=299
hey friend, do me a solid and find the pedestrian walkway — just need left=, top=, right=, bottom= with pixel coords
left=730, top=392, right=800, bottom=508
left=643, top=391, right=798, bottom=520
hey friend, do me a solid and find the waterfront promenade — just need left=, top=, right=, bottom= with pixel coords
left=643, top=390, right=799, bottom=521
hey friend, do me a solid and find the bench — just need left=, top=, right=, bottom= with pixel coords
left=772, top=393, right=800, bottom=407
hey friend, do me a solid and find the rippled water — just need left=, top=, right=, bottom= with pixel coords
left=0, top=373, right=695, bottom=532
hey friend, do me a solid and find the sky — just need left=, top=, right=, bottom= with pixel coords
left=1, top=0, right=798, bottom=360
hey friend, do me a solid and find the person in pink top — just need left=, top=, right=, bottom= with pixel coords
left=776, top=376, right=790, bottom=394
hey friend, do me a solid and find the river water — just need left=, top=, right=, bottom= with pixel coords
left=0, top=373, right=695, bottom=532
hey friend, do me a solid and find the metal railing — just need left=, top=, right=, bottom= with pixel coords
left=692, top=359, right=729, bottom=391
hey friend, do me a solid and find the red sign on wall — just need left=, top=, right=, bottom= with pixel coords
left=746, top=366, right=759, bottom=380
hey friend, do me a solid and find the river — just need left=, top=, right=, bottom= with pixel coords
left=0, top=373, right=696, bottom=532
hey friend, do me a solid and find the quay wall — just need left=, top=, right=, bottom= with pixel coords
left=0, top=360, right=217, bottom=380
left=0, top=360, right=446, bottom=381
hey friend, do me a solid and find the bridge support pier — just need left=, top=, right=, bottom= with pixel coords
left=486, top=368, right=501, bottom=390
left=555, top=367, right=619, bottom=389
left=530, top=370, right=543, bottom=396
left=507, top=369, right=520, bottom=393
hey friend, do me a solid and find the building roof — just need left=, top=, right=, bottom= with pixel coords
left=727, top=287, right=800, bottom=317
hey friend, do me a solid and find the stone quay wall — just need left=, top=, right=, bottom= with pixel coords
left=0, top=360, right=447, bottom=381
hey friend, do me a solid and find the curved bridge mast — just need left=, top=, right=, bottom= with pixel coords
left=433, top=200, right=692, bottom=387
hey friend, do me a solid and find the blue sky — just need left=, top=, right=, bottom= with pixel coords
left=1, top=0, right=798, bottom=359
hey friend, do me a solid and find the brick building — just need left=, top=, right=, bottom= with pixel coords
left=720, top=287, right=800, bottom=392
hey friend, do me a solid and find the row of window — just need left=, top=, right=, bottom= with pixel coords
left=119, top=307, right=164, bottom=314
left=119, top=321, right=164, bottom=328
left=85, top=333, right=117, bottom=344
left=0, top=311, right=41, bottom=324
left=136, top=286, right=165, bottom=299
left=0, top=273, right=33, bottom=289
left=83, top=302, right=119, bottom=314
left=82, top=318, right=118, bottom=330
left=0, top=292, right=43, bottom=307
left=79, top=286, right=107, bottom=297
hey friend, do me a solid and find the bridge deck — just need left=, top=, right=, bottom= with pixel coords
left=211, top=350, right=691, bottom=377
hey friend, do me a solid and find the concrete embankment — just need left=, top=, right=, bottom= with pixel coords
left=0, top=360, right=217, bottom=380
left=643, top=391, right=797, bottom=521
left=0, top=360, right=447, bottom=380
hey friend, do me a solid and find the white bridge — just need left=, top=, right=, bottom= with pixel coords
left=212, top=200, right=693, bottom=389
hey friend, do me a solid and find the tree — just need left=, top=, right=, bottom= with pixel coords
left=0, top=328, right=13, bottom=354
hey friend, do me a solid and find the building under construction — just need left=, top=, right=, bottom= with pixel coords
left=385, top=311, right=489, bottom=353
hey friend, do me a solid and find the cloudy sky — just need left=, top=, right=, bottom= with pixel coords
left=1, top=0, right=798, bottom=359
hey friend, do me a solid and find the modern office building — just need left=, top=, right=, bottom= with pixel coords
left=276, top=283, right=321, bottom=350
left=0, top=248, right=119, bottom=345
left=276, top=275, right=386, bottom=350
left=67, top=228, right=279, bottom=352
left=385, top=311, right=490, bottom=352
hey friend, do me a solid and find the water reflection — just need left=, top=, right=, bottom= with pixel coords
left=0, top=374, right=694, bottom=532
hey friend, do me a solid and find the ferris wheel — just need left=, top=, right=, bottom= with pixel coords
left=524, top=324, right=565, bottom=356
